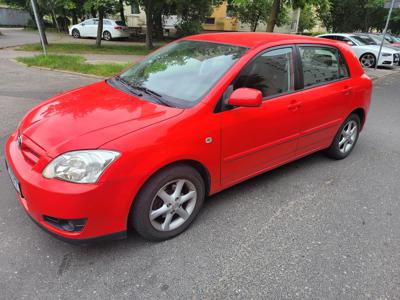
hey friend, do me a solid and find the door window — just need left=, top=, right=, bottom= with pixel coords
left=299, top=46, right=349, bottom=88
left=82, top=19, right=95, bottom=25
left=234, top=48, right=294, bottom=98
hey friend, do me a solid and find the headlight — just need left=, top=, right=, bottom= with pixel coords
left=382, top=53, right=392, bottom=57
left=43, top=150, right=120, bottom=183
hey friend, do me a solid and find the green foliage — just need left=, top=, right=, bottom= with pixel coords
left=17, top=42, right=159, bottom=55
left=232, top=0, right=271, bottom=31
left=316, top=0, right=389, bottom=33
left=175, top=20, right=203, bottom=37
left=298, top=3, right=316, bottom=32
left=16, top=54, right=129, bottom=77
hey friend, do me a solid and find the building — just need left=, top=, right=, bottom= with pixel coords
left=203, top=0, right=300, bottom=33
left=122, top=0, right=301, bottom=34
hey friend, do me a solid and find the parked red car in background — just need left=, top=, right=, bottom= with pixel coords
left=5, top=33, right=372, bottom=243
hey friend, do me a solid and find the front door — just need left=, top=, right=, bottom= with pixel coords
left=221, top=47, right=301, bottom=186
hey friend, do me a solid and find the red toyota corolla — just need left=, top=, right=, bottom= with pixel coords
left=5, top=33, right=372, bottom=243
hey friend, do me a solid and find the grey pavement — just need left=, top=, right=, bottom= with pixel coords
left=1, top=49, right=400, bottom=299
left=0, top=27, right=62, bottom=49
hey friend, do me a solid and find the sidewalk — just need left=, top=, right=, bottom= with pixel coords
left=364, top=66, right=400, bottom=81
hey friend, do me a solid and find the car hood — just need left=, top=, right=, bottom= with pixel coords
left=360, top=44, right=399, bottom=54
left=18, top=81, right=184, bottom=157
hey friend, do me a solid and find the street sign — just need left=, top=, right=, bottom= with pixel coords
left=384, top=0, right=400, bottom=8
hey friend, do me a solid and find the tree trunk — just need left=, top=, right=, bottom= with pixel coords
left=72, top=10, right=78, bottom=25
left=252, top=12, right=260, bottom=32
left=37, top=9, right=48, bottom=45
left=119, top=0, right=126, bottom=23
left=50, top=8, right=61, bottom=32
left=266, top=0, right=280, bottom=32
left=91, top=8, right=97, bottom=18
left=144, top=0, right=154, bottom=50
left=96, top=8, right=104, bottom=48
left=154, top=9, right=163, bottom=39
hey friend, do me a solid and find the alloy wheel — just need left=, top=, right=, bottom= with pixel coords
left=72, top=30, right=80, bottom=38
left=149, top=179, right=197, bottom=232
left=338, top=120, right=358, bottom=154
left=360, top=54, right=376, bottom=68
left=103, top=32, right=111, bottom=41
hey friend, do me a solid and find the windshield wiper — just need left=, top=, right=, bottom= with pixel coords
left=128, top=84, right=173, bottom=107
left=114, top=76, right=173, bottom=107
left=114, top=76, right=143, bottom=97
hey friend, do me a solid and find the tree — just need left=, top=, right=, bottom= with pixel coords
left=298, top=3, right=316, bottom=32
left=232, top=0, right=271, bottom=32
left=84, top=0, right=118, bottom=47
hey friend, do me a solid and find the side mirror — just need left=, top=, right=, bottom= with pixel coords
left=347, top=41, right=354, bottom=46
left=228, top=88, right=262, bottom=108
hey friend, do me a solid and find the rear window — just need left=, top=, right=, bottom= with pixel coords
left=299, top=46, right=349, bottom=88
left=115, top=21, right=126, bottom=26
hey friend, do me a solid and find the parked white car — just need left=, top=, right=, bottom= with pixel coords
left=317, top=33, right=400, bottom=68
left=69, top=18, right=130, bottom=41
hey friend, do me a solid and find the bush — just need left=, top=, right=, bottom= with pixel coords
left=175, top=20, right=203, bottom=37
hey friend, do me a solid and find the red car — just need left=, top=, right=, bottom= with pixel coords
left=5, top=33, right=372, bottom=243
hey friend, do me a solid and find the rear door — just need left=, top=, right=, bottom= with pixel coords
left=220, top=47, right=301, bottom=186
left=295, top=44, right=353, bottom=154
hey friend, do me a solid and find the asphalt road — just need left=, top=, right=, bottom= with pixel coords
left=1, top=55, right=400, bottom=299
left=0, top=28, right=60, bottom=49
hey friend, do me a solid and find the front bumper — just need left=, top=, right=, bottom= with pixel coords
left=4, top=133, right=134, bottom=243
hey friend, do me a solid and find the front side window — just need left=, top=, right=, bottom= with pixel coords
left=299, top=46, right=349, bottom=88
left=82, top=19, right=94, bottom=25
left=118, top=41, right=248, bottom=107
left=234, top=48, right=294, bottom=98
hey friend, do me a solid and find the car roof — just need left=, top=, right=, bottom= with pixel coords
left=184, top=32, right=325, bottom=48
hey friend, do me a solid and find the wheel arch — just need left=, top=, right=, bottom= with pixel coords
left=350, top=107, right=366, bottom=130
left=126, top=159, right=212, bottom=229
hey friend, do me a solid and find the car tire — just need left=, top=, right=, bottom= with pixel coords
left=130, top=165, right=205, bottom=241
left=325, top=113, right=361, bottom=160
left=360, top=53, right=376, bottom=68
left=103, top=31, right=112, bottom=41
left=72, top=29, right=80, bottom=39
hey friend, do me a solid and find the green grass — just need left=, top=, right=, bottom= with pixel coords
left=16, top=54, right=129, bottom=77
left=17, top=42, right=157, bottom=55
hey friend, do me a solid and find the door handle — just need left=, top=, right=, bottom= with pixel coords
left=343, top=86, right=352, bottom=96
left=288, top=100, right=302, bottom=112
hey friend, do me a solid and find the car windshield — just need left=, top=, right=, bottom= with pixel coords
left=350, top=35, right=368, bottom=45
left=355, top=35, right=377, bottom=45
left=117, top=40, right=248, bottom=107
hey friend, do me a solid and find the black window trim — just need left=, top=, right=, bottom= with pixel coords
left=295, top=43, right=351, bottom=92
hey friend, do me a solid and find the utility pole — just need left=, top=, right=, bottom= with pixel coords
left=30, top=0, right=47, bottom=55
left=376, top=0, right=399, bottom=69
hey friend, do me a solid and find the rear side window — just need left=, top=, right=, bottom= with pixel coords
left=234, top=47, right=294, bottom=98
left=299, top=46, right=349, bottom=88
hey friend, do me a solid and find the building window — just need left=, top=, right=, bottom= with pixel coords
left=204, top=18, right=215, bottom=24
left=130, top=1, right=140, bottom=15
left=226, top=0, right=234, bottom=18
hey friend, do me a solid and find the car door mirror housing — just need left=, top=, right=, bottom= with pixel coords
left=228, top=88, right=262, bottom=108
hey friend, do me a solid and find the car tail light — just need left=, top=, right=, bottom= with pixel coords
left=114, top=26, right=122, bottom=30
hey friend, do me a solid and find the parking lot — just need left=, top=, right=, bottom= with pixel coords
left=1, top=35, right=400, bottom=298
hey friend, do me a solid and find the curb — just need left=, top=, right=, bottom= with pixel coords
left=10, top=58, right=106, bottom=79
